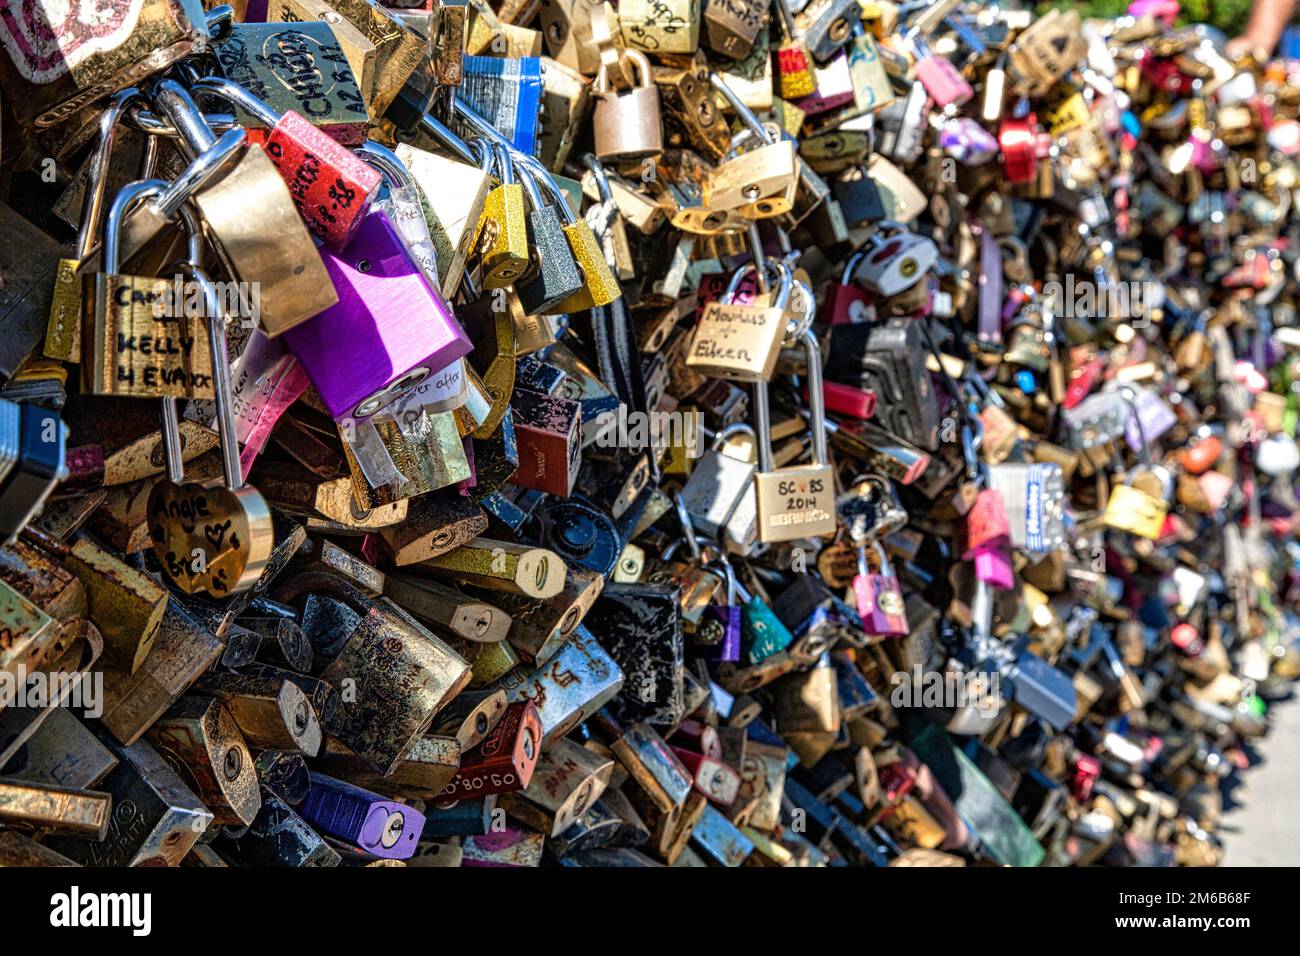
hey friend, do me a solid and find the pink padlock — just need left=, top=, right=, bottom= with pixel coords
left=853, top=540, right=910, bottom=637
left=971, top=544, right=1014, bottom=590
left=912, top=37, right=974, bottom=108
left=962, top=488, right=1011, bottom=558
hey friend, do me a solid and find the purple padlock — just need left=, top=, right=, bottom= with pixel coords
left=283, top=210, right=472, bottom=424
left=1121, top=385, right=1177, bottom=451
left=299, top=771, right=426, bottom=860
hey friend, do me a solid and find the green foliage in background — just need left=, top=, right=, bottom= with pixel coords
left=1037, top=0, right=1255, bottom=36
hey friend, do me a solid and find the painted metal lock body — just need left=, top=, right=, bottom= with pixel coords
left=688, top=262, right=792, bottom=382
left=963, top=488, right=1011, bottom=557
left=499, top=623, right=624, bottom=745
left=3, top=202, right=66, bottom=383
left=477, top=142, right=531, bottom=290
left=620, top=0, right=701, bottom=55
left=192, top=76, right=382, bottom=251
left=999, top=113, right=1040, bottom=184
left=971, top=544, right=1015, bottom=590
left=753, top=331, right=836, bottom=543
left=509, top=388, right=583, bottom=497
left=911, top=37, right=974, bottom=107
left=211, top=21, right=370, bottom=145
left=593, top=51, right=664, bottom=163
left=441, top=699, right=543, bottom=799
left=275, top=573, right=472, bottom=774
left=283, top=210, right=472, bottom=423
left=0, top=0, right=208, bottom=128
left=457, top=55, right=544, bottom=156
left=847, top=31, right=895, bottom=114
left=44, top=736, right=213, bottom=866
left=511, top=161, right=585, bottom=315
left=299, top=771, right=425, bottom=859
left=796, top=0, right=859, bottom=62
left=146, top=694, right=260, bottom=826
left=986, top=462, right=1068, bottom=554
left=853, top=229, right=939, bottom=298
left=702, top=0, right=768, bottom=59
left=585, top=582, right=685, bottom=726
left=220, top=789, right=339, bottom=866
left=822, top=252, right=873, bottom=323
left=0, top=403, right=69, bottom=548
left=852, top=541, right=908, bottom=636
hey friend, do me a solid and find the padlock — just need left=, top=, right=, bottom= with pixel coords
left=853, top=224, right=939, bottom=297
left=145, top=694, right=261, bottom=826
left=695, top=556, right=743, bottom=662
left=273, top=572, right=472, bottom=775
left=688, top=260, right=792, bottom=382
left=210, top=20, right=370, bottom=145
left=191, top=76, right=383, bottom=250
left=150, top=78, right=339, bottom=336
left=619, top=0, right=701, bottom=55
left=1103, top=467, right=1172, bottom=541
left=513, top=156, right=586, bottom=314
left=146, top=264, right=275, bottom=599
left=299, top=771, right=426, bottom=860
left=440, top=699, right=543, bottom=799
left=540, top=0, right=605, bottom=75
left=909, top=35, right=974, bottom=107
left=593, top=51, right=664, bottom=163
left=514, top=150, right=623, bottom=313
left=752, top=329, right=836, bottom=543
left=1006, top=9, right=1086, bottom=98
left=282, top=209, right=473, bottom=424
left=822, top=251, right=873, bottom=324
left=796, top=0, right=859, bottom=63
left=476, top=141, right=532, bottom=290
left=0, top=403, right=69, bottom=549
left=774, top=0, right=817, bottom=99
left=81, top=183, right=215, bottom=400
left=500, top=736, right=615, bottom=837
left=702, top=0, right=768, bottom=60
left=265, top=0, right=426, bottom=120
left=0, top=0, right=209, bottom=128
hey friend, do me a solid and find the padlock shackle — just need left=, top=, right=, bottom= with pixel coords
left=670, top=490, right=701, bottom=561
left=104, top=179, right=167, bottom=274
left=205, top=3, right=235, bottom=41
left=152, top=78, right=218, bottom=156
left=801, top=328, right=830, bottom=466
left=123, top=106, right=240, bottom=139
left=354, top=140, right=415, bottom=192
left=78, top=87, right=149, bottom=262
left=709, top=73, right=775, bottom=145
left=581, top=153, right=614, bottom=204
left=190, top=76, right=280, bottom=127
left=841, top=250, right=868, bottom=285
left=153, top=126, right=247, bottom=221
left=418, top=112, right=477, bottom=166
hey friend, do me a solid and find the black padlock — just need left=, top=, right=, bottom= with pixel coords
left=515, top=160, right=584, bottom=315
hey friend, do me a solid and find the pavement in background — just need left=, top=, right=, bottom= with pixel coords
left=1220, top=688, right=1300, bottom=866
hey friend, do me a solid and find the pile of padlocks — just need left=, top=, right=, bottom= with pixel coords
left=0, top=0, right=1299, bottom=868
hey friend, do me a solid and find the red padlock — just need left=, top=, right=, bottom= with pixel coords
left=817, top=380, right=878, bottom=420
left=821, top=251, right=874, bottom=324
left=1178, top=434, right=1223, bottom=475
left=999, top=113, right=1039, bottom=184
left=193, top=76, right=382, bottom=251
